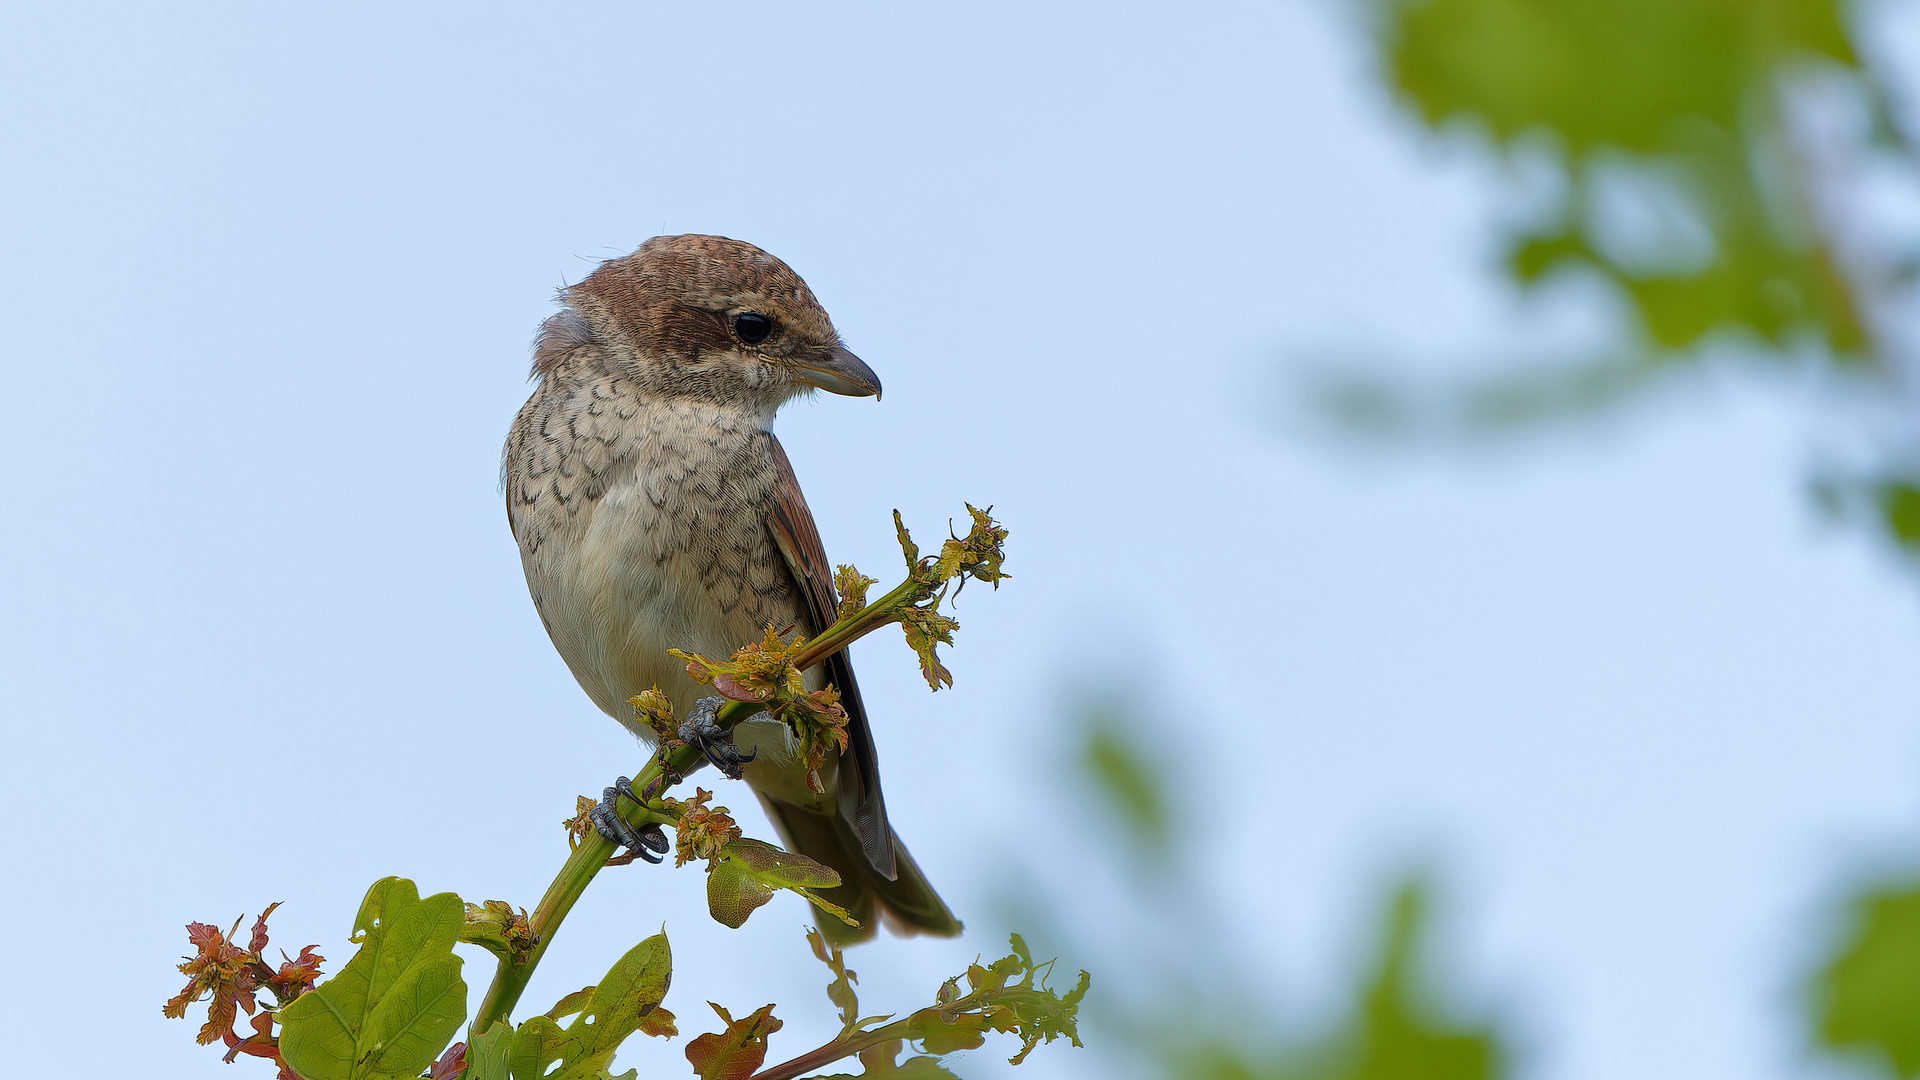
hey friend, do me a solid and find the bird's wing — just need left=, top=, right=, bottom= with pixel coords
left=764, top=433, right=897, bottom=879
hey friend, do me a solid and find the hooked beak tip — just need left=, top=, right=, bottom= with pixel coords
left=794, top=345, right=882, bottom=400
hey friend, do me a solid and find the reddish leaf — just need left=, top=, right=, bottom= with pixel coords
left=166, top=918, right=259, bottom=1045
left=686, top=1002, right=783, bottom=1080
left=426, top=1040, right=468, bottom=1079
left=221, top=1009, right=281, bottom=1063
left=711, top=673, right=773, bottom=702
left=267, top=945, right=325, bottom=1001
left=248, top=903, right=282, bottom=954
left=166, top=902, right=324, bottom=1077
left=639, top=1004, right=679, bottom=1038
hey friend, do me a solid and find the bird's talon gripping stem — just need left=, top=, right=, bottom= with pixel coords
left=590, top=775, right=669, bottom=864
left=679, top=696, right=758, bottom=780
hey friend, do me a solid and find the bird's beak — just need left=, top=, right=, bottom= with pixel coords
left=792, top=346, right=882, bottom=400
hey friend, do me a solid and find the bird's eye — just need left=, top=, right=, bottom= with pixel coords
left=733, top=312, right=773, bottom=345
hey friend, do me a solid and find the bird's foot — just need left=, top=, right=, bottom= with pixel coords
left=679, top=696, right=758, bottom=780
left=590, top=776, right=670, bottom=865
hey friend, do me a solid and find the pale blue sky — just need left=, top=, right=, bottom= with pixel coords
left=5, top=4, right=1920, bottom=1079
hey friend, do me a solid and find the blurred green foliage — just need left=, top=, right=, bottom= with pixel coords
left=1812, top=879, right=1920, bottom=1077
left=1382, top=0, right=1873, bottom=353
left=1874, top=480, right=1920, bottom=550
left=1080, top=703, right=1173, bottom=855
left=1313, top=886, right=1503, bottom=1080
left=1316, top=0, right=1920, bottom=554
left=1055, top=708, right=1510, bottom=1079
left=1386, top=0, right=1872, bottom=355
left=1163, top=884, right=1505, bottom=1080
left=1284, top=6, right=1920, bottom=1077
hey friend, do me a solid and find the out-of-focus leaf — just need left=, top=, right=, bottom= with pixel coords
left=1386, top=0, right=1852, bottom=151
left=1335, top=0, right=1893, bottom=451
left=1131, top=882, right=1507, bottom=1080
left=276, top=877, right=468, bottom=1080
left=1813, top=881, right=1920, bottom=1077
left=1875, top=482, right=1920, bottom=552
left=1334, top=884, right=1504, bottom=1079
left=1165, top=880, right=1505, bottom=1080
left=1078, top=706, right=1169, bottom=850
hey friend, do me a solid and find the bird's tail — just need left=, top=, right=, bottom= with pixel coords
left=759, top=796, right=962, bottom=946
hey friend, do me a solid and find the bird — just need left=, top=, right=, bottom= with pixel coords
left=502, top=234, right=960, bottom=944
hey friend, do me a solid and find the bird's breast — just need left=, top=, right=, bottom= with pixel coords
left=509, top=392, right=805, bottom=733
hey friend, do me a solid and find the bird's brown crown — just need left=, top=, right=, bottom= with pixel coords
left=533, top=235, right=850, bottom=406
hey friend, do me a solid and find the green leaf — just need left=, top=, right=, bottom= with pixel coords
left=893, top=510, right=921, bottom=574
left=503, top=933, right=676, bottom=1080
left=359, top=955, right=467, bottom=1077
left=833, top=564, right=878, bottom=622
left=464, top=1022, right=515, bottom=1080
left=707, top=839, right=859, bottom=930
left=911, top=1013, right=990, bottom=1057
left=460, top=900, right=534, bottom=965
left=897, top=604, right=958, bottom=690
left=724, top=837, right=839, bottom=889
left=807, top=927, right=862, bottom=1036
left=277, top=877, right=468, bottom=1080
left=892, top=1057, right=962, bottom=1078
left=706, top=856, right=774, bottom=929
left=543, top=987, right=596, bottom=1022
left=686, top=1002, right=782, bottom=1080
left=1813, top=881, right=1920, bottom=1076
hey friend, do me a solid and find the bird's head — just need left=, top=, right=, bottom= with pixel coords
left=537, top=234, right=881, bottom=411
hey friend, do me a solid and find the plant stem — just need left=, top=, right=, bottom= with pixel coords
left=748, top=1016, right=920, bottom=1080
left=750, top=988, right=1008, bottom=1080
left=791, top=575, right=928, bottom=670
left=468, top=756, right=655, bottom=1031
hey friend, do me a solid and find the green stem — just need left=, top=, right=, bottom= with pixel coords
left=467, top=756, right=658, bottom=1032
left=792, top=575, right=929, bottom=670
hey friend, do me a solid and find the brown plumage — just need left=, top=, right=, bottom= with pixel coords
left=503, top=234, right=959, bottom=943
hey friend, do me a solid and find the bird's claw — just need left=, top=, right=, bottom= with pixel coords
left=679, top=696, right=758, bottom=780
left=591, top=776, right=669, bottom=864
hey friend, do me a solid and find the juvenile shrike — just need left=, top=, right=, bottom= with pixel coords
left=503, top=234, right=959, bottom=943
